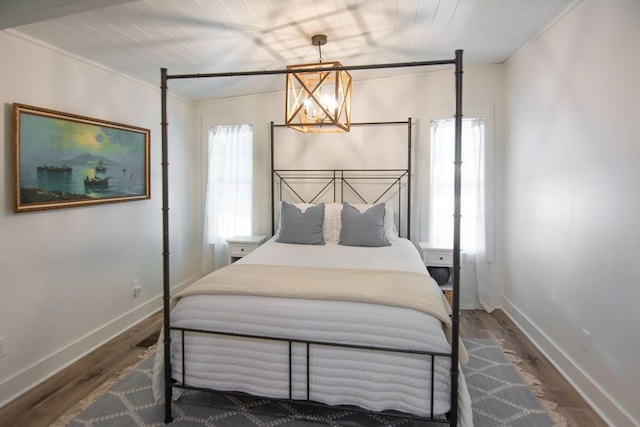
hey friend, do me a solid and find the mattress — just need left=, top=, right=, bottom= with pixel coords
left=152, top=238, right=472, bottom=425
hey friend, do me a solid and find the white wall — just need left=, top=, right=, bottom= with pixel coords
left=0, top=30, right=198, bottom=406
left=194, top=65, right=506, bottom=309
left=503, top=1, right=640, bottom=425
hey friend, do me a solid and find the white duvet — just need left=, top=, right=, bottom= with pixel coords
left=152, top=238, right=472, bottom=426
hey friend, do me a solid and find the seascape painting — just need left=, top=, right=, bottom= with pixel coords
left=13, top=104, right=150, bottom=212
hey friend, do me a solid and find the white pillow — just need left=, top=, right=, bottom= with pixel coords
left=322, top=203, right=342, bottom=241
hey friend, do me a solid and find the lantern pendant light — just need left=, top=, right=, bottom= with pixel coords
left=285, top=34, right=352, bottom=133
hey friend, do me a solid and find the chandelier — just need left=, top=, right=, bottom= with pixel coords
left=285, top=34, right=352, bottom=133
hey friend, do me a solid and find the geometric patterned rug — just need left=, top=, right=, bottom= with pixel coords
left=55, top=339, right=564, bottom=427
left=462, top=339, right=564, bottom=426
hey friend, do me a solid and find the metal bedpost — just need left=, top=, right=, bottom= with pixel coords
left=407, top=117, right=412, bottom=240
left=450, top=49, right=463, bottom=425
left=270, top=121, right=275, bottom=236
left=161, top=67, right=173, bottom=424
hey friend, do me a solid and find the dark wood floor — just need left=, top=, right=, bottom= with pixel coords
left=0, top=309, right=606, bottom=427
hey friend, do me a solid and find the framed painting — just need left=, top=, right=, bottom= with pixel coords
left=13, top=103, right=150, bottom=213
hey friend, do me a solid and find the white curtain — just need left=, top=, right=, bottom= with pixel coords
left=429, top=118, right=499, bottom=312
left=203, top=124, right=253, bottom=270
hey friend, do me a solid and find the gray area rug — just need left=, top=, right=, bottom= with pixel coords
left=56, top=339, right=560, bottom=426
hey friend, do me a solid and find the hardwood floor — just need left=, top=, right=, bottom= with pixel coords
left=460, top=310, right=607, bottom=427
left=0, top=311, right=163, bottom=427
left=0, top=309, right=606, bottom=426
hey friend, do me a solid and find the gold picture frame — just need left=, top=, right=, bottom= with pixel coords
left=13, top=103, right=151, bottom=213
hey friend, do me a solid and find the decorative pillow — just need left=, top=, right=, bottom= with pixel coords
left=339, top=202, right=390, bottom=247
left=334, top=203, right=398, bottom=240
left=277, top=202, right=340, bottom=242
left=348, top=203, right=399, bottom=240
left=276, top=201, right=325, bottom=245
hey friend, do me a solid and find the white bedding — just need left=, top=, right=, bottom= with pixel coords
left=152, top=238, right=472, bottom=426
left=238, top=237, right=426, bottom=273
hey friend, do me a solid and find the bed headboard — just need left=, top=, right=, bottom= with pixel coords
left=270, top=119, right=413, bottom=240
left=271, top=168, right=410, bottom=238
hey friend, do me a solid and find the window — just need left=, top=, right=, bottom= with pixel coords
left=429, top=116, right=499, bottom=311
left=429, top=118, right=485, bottom=251
left=204, top=124, right=253, bottom=243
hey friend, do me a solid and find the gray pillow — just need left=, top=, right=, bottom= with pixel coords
left=276, top=201, right=325, bottom=245
left=339, top=202, right=390, bottom=247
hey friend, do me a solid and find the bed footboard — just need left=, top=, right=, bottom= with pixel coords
left=167, top=325, right=455, bottom=425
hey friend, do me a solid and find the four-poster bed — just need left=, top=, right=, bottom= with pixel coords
left=157, top=50, right=466, bottom=425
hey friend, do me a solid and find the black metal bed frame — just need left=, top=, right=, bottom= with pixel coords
left=159, top=50, right=464, bottom=425
left=272, top=167, right=410, bottom=233
left=169, top=326, right=454, bottom=424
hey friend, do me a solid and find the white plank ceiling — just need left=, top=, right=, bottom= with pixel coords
left=2, top=0, right=577, bottom=101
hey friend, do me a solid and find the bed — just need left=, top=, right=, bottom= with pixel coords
left=152, top=200, right=472, bottom=425
left=158, top=50, right=466, bottom=425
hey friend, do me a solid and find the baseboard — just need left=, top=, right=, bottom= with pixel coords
left=502, top=298, right=636, bottom=427
left=0, top=278, right=195, bottom=408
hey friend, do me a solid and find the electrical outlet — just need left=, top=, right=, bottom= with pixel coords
left=581, top=329, right=591, bottom=353
left=133, top=279, right=141, bottom=298
left=0, top=336, right=7, bottom=359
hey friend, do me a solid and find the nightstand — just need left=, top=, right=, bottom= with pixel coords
left=418, top=242, right=454, bottom=305
left=226, top=236, right=267, bottom=264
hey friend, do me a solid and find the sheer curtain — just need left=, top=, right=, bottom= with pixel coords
left=429, top=118, right=499, bottom=311
left=203, top=124, right=253, bottom=270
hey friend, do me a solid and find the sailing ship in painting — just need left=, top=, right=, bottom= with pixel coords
left=37, top=164, right=72, bottom=173
left=84, top=175, right=109, bottom=188
left=95, top=158, right=106, bottom=173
